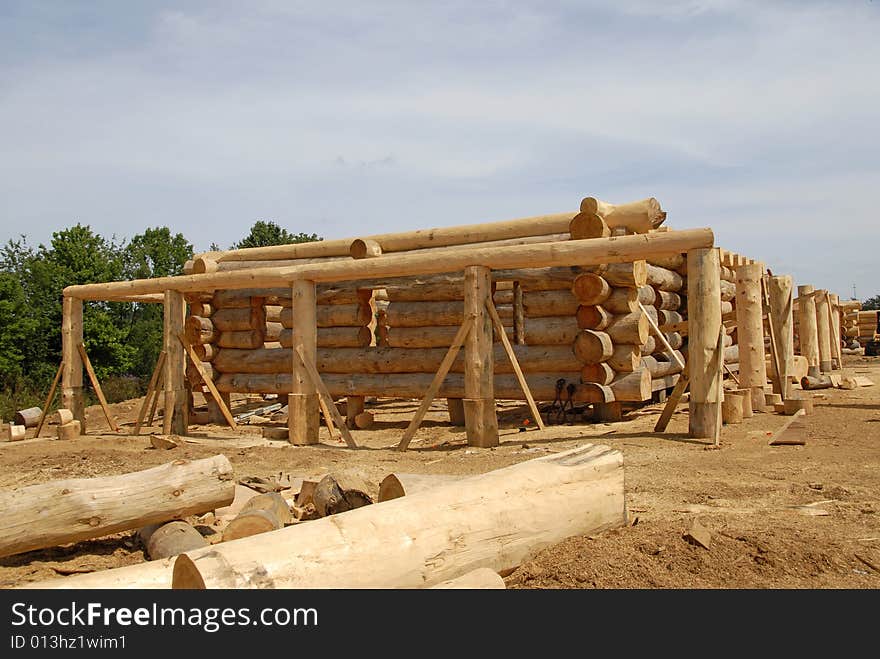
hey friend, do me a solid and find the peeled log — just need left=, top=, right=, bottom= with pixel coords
left=641, top=354, right=684, bottom=378
left=185, top=316, right=215, bottom=345
left=524, top=317, right=580, bottom=346
left=572, top=330, right=614, bottom=363
left=649, top=253, right=684, bottom=270
left=377, top=473, right=463, bottom=502
left=214, top=372, right=612, bottom=402
left=217, top=330, right=263, bottom=349
left=56, top=420, right=81, bottom=440
left=607, top=345, right=641, bottom=372
left=55, top=409, right=74, bottom=425
left=14, top=407, right=42, bottom=428
left=214, top=345, right=581, bottom=375
left=313, top=474, right=374, bottom=517
left=386, top=325, right=511, bottom=348
left=580, top=197, right=666, bottom=233
left=212, top=307, right=265, bottom=332
left=721, top=393, right=744, bottom=424
left=522, top=290, right=580, bottom=317
left=646, top=264, right=683, bottom=292
left=382, top=300, right=512, bottom=327
left=580, top=362, right=615, bottom=385
left=280, top=327, right=372, bottom=349
left=6, top=424, right=26, bottom=442
left=576, top=305, right=612, bottom=330
left=603, top=287, right=639, bottom=314
left=568, top=211, right=610, bottom=239
left=281, top=304, right=371, bottom=328
left=571, top=273, right=611, bottom=305
left=800, top=375, right=833, bottom=390
left=656, top=290, right=682, bottom=311
left=146, top=521, right=208, bottom=560
left=0, top=455, right=234, bottom=559
left=603, top=261, right=647, bottom=287
left=431, top=568, right=505, bottom=589
left=193, top=343, right=216, bottom=362
left=609, top=369, right=651, bottom=402
left=171, top=444, right=626, bottom=589
left=638, top=285, right=656, bottom=306
left=659, top=310, right=684, bottom=328
left=605, top=312, right=649, bottom=345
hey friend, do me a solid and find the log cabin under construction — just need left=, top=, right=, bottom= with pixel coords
left=57, top=195, right=847, bottom=449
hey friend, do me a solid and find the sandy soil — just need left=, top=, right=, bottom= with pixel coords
left=1, top=356, right=878, bottom=589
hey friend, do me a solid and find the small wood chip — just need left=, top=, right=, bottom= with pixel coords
left=684, top=519, right=712, bottom=550
left=150, top=434, right=179, bottom=450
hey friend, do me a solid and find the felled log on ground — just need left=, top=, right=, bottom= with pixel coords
left=0, top=455, right=234, bottom=559
left=142, top=521, right=208, bottom=560
left=13, top=407, right=42, bottom=428
left=313, top=474, right=374, bottom=517
left=378, top=473, right=464, bottom=502
left=171, top=444, right=625, bottom=589
left=222, top=492, right=292, bottom=542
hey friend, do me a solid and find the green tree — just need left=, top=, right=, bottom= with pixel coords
left=863, top=295, right=880, bottom=311
left=232, top=221, right=321, bottom=249
left=0, top=272, right=34, bottom=386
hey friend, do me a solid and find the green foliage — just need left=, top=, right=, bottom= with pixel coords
left=0, top=223, right=193, bottom=408
left=863, top=295, right=880, bottom=311
left=232, top=220, right=321, bottom=249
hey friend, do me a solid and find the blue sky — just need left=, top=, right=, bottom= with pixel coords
left=1, top=1, right=878, bottom=298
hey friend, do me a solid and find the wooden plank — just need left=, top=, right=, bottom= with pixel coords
left=177, top=333, right=237, bottom=431
left=294, top=346, right=357, bottom=449
left=485, top=299, right=545, bottom=430
left=713, top=329, right=724, bottom=446
left=654, top=365, right=689, bottom=432
left=147, top=368, right=164, bottom=427
left=762, top=278, right=785, bottom=397
left=133, top=351, right=166, bottom=436
left=769, top=409, right=807, bottom=446
left=33, top=361, right=64, bottom=438
left=316, top=394, right=342, bottom=441
left=397, top=317, right=473, bottom=451
left=76, top=343, right=120, bottom=432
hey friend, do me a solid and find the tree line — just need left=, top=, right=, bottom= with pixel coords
left=0, top=221, right=319, bottom=419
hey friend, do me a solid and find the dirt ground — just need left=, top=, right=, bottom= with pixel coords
left=2, top=356, right=878, bottom=589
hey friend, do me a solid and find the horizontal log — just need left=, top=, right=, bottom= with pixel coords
left=185, top=316, right=215, bottom=345
left=568, top=211, right=610, bottom=239
left=603, top=261, right=647, bottom=287
left=655, top=290, right=682, bottom=311
left=521, top=289, right=580, bottom=317
left=280, top=327, right=373, bottom=349
left=66, top=230, right=715, bottom=298
left=641, top=354, right=684, bottom=378
left=576, top=305, right=611, bottom=330
left=609, top=368, right=652, bottom=402
left=215, top=372, right=614, bottom=403
left=213, top=345, right=582, bottom=375
left=719, top=280, right=736, bottom=302
left=192, top=343, right=216, bottom=362
left=648, top=254, right=684, bottom=270
left=385, top=325, right=512, bottom=348
left=217, top=330, right=264, bottom=349
left=571, top=273, right=611, bottom=305
left=580, top=361, right=615, bottom=385
left=580, top=197, right=666, bottom=233
left=265, top=321, right=283, bottom=342
left=605, top=312, right=648, bottom=345
left=572, top=330, right=613, bottom=363
left=170, top=445, right=624, bottom=589
left=280, top=304, right=372, bottom=328
left=607, top=344, right=641, bottom=372
left=603, top=287, right=639, bottom=314
left=638, top=285, right=656, bottom=306
left=211, top=307, right=265, bottom=332
left=383, top=300, right=512, bottom=327
left=524, top=317, right=580, bottom=346
left=645, top=264, right=683, bottom=292
left=0, top=456, right=234, bottom=559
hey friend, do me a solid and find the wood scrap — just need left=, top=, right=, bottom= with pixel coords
left=769, top=409, right=807, bottom=446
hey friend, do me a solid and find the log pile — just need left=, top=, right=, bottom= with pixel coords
left=857, top=309, right=877, bottom=345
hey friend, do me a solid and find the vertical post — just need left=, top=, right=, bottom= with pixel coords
left=687, top=248, right=722, bottom=438
left=734, top=263, right=767, bottom=411
left=829, top=293, right=842, bottom=369
left=162, top=290, right=188, bottom=435
left=61, top=296, right=85, bottom=431
left=289, top=279, right=319, bottom=445
left=797, top=285, right=820, bottom=378
left=814, top=290, right=832, bottom=373
left=513, top=281, right=525, bottom=345
left=463, top=265, right=498, bottom=448
left=768, top=275, right=794, bottom=400
left=345, top=396, right=365, bottom=429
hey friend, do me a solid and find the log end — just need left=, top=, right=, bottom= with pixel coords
left=172, top=554, right=207, bottom=589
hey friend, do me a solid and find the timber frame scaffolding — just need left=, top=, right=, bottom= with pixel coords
left=59, top=196, right=849, bottom=449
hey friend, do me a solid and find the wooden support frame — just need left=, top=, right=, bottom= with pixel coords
left=397, top=317, right=474, bottom=451
left=133, top=351, right=166, bottom=435
left=33, top=361, right=64, bottom=438
left=147, top=368, right=164, bottom=427
left=294, top=346, right=357, bottom=448
left=61, top=296, right=85, bottom=430
left=316, top=395, right=342, bottom=441
left=654, top=365, right=689, bottom=433
left=163, top=290, right=188, bottom=435
left=463, top=265, right=498, bottom=448
left=76, top=343, right=120, bottom=432
left=289, top=280, right=320, bottom=445
left=687, top=247, right=722, bottom=438
left=639, top=302, right=686, bottom=370
left=485, top=298, right=545, bottom=430
left=177, top=333, right=237, bottom=430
